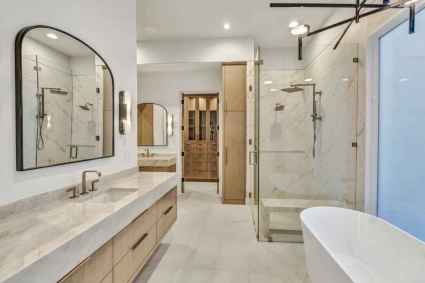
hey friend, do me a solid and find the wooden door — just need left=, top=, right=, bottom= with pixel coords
left=138, top=104, right=153, bottom=145
left=182, top=95, right=218, bottom=182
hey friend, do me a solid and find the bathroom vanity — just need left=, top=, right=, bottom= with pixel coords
left=138, top=153, right=177, bottom=172
left=0, top=171, right=177, bottom=283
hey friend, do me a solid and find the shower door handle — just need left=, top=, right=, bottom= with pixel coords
left=249, top=151, right=258, bottom=166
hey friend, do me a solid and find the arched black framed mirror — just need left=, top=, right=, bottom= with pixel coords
left=15, top=25, right=115, bottom=171
left=137, top=103, right=169, bottom=146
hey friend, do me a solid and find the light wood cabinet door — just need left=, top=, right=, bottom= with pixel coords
left=100, top=272, right=112, bottom=283
left=223, top=111, right=246, bottom=203
left=113, top=250, right=133, bottom=283
left=84, top=242, right=113, bottom=283
left=223, top=64, right=247, bottom=112
left=59, top=242, right=112, bottom=283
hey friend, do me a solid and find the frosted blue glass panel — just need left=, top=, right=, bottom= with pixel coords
left=378, top=8, right=425, bottom=241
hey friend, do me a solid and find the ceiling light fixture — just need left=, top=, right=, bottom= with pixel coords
left=46, top=33, right=58, bottom=40
left=291, top=25, right=309, bottom=36
left=264, top=80, right=273, bottom=85
left=289, top=20, right=299, bottom=28
left=270, top=88, right=279, bottom=92
left=224, top=23, right=231, bottom=30
left=270, top=1, right=416, bottom=61
left=304, top=78, right=313, bottom=82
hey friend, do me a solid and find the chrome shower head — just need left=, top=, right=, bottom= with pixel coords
left=280, top=86, right=304, bottom=93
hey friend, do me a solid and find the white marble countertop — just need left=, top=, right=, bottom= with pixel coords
left=138, top=153, right=177, bottom=167
left=0, top=171, right=177, bottom=283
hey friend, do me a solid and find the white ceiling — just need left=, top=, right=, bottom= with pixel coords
left=137, top=0, right=354, bottom=47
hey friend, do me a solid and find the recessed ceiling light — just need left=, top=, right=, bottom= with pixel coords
left=224, top=23, right=231, bottom=30
left=304, top=78, right=313, bottom=82
left=46, top=33, right=58, bottom=40
left=289, top=21, right=299, bottom=28
left=342, top=77, right=350, bottom=82
left=399, top=78, right=409, bottom=82
left=291, top=25, right=309, bottom=36
left=270, top=88, right=279, bottom=92
left=264, top=80, right=273, bottom=85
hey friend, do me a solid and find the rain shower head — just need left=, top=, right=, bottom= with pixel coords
left=280, top=86, right=304, bottom=93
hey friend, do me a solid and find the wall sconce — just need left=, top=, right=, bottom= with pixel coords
left=167, top=113, right=174, bottom=137
left=119, top=91, right=131, bottom=135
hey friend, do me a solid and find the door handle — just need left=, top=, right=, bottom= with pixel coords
left=225, top=147, right=228, bottom=165
left=249, top=151, right=257, bottom=165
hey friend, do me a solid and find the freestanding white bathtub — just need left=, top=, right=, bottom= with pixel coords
left=301, top=207, right=425, bottom=283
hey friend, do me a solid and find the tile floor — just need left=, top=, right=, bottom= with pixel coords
left=134, top=182, right=310, bottom=283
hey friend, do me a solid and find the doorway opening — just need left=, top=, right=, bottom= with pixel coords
left=181, top=93, right=219, bottom=193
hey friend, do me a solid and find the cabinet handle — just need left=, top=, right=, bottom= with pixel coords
left=225, top=147, right=228, bottom=165
left=131, top=233, right=148, bottom=250
left=163, top=206, right=173, bottom=215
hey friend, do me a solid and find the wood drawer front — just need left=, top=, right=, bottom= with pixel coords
left=158, top=199, right=177, bottom=241
left=113, top=250, right=133, bottom=283
left=131, top=224, right=157, bottom=272
left=158, top=188, right=177, bottom=217
left=59, top=242, right=112, bottom=283
left=100, top=272, right=112, bottom=283
left=84, top=241, right=113, bottom=283
left=113, top=205, right=156, bottom=265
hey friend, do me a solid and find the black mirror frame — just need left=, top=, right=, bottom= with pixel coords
left=15, top=25, right=115, bottom=171
left=138, top=102, right=169, bottom=147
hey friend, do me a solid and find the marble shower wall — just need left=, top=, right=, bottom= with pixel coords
left=22, top=37, right=73, bottom=168
left=259, top=69, right=313, bottom=200
left=305, top=44, right=358, bottom=207
left=259, top=43, right=358, bottom=207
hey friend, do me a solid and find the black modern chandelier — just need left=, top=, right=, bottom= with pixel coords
left=270, top=0, right=420, bottom=60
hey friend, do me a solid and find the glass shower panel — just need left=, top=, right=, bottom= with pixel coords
left=36, top=54, right=73, bottom=167
left=378, top=8, right=425, bottom=241
left=258, top=44, right=359, bottom=242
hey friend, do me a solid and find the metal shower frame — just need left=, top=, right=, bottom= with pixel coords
left=270, top=0, right=418, bottom=60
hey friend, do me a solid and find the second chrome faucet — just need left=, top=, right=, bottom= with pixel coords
left=81, top=170, right=102, bottom=195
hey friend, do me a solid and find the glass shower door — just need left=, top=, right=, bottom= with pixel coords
left=257, top=44, right=359, bottom=242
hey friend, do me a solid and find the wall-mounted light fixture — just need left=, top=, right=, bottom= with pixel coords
left=119, top=91, right=131, bottom=135
left=167, top=113, right=174, bottom=137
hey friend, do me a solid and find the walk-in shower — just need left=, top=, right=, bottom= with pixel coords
left=281, top=83, right=322, bottom=158
left=250, top=43, right=359, bottom=242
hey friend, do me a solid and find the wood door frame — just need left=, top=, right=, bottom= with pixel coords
left=181, top=92, right=220, bottom=194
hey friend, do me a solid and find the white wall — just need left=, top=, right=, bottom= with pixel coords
left=138, top=66, right=222, bottom=186
left=0, top=0, right=137, bottom=206
left=138, top=38, right=255, bottom=64
left=261, top=47, right=304, bottom=70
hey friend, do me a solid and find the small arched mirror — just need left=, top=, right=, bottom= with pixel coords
left=15, top=26, right=115, bottom=171
left=137, top=103, right=168, bottom=146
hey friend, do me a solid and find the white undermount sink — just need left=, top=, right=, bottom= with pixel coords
left=88, top=188, right=138, bottom=203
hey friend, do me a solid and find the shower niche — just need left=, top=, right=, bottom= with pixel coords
left=15, top=25, right=114, bottom=170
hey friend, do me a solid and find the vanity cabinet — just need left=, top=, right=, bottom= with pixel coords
left=59, top=188, right=177, bottom=283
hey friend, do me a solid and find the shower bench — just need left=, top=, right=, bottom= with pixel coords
left=261, top=198, right=344, bottom=241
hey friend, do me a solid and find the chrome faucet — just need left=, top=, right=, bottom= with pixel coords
left=145, top=148, right=152, bottom=157
left=82, top=170, right=102, bottom=195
